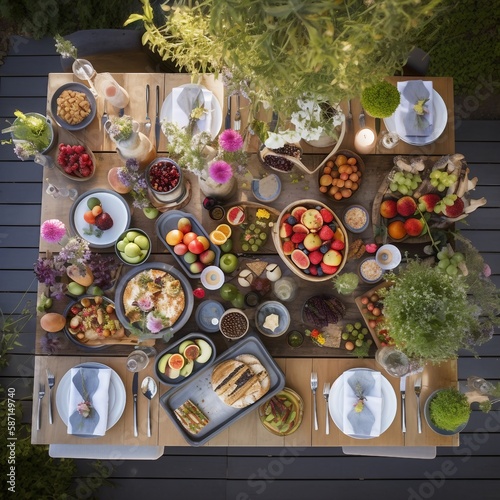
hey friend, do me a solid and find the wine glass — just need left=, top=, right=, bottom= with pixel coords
left=45, top=178, right=78, bottom=200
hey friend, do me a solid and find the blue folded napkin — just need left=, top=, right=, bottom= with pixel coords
left=343, top=370, right=382, bottom=438
left=67, top=367, right=111, bottom=436
left=171, top=86, right=212, bottom=135
left=397, top=80, right=434, bottom=137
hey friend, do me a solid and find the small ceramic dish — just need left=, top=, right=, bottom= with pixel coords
left=115, top=228, right=151, bottom=266
left=375, top=244, right=402, bottom=270
left=195, top=300, right=225, bottom=333
left=255, top=301, right=291, bottom=337
left=343, top=205, right=370, bottom=233
left=358, top=257, right=384, bottom=284
left=251, top=174, right=282, bottom=203
left=50, top=82, right=96, bottom=131
left=258, top=387, right=304, bottom=436
left=219, top=308, right=249, bottom=340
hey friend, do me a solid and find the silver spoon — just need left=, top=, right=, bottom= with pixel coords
left=141, top=376, right=157, bottom=438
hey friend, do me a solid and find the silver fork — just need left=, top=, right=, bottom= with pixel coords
left=144, top=84, right=151, bottom=134
left=37, top=383, right=45, bottom=431
left=310, top=372, right=318, bottom=431
left=414, top=377, right=422, bottom=434
left=233, top=94, right=241, bottom=131
left=323, top=382, right=331, bottom=435
left=46, top=369, right=54, bottom=425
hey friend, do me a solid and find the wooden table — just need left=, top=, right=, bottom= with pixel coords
left=32, top=73, right=458, bottom=448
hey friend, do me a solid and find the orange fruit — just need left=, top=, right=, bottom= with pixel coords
left=168, top=353, right=185, bottom=370
left=216, top=223, right=232, bottom=238
left=388, top=220, right=407, bottom=240
left=209, top=230, right=227, bottom=246
left=91, top=205, right=103, bottom=216
left=83, top=210, right=96, bottom=224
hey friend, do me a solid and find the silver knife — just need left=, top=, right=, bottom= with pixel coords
left=155, top=85, right=161, bottom=151
left=225, top=95, right=231, bottom=130
left=132, top=372, right=138, bottom=437
left=400, top=375, right=407, bottom=433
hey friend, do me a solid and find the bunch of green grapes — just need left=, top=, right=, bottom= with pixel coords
left=389, top=171, right=422, bottom=195
left=434, top=194, right=457, bottom=214
left=241, top=223, right=268, bottom=252
left=436, top=247, right=465, bottom=276
left=429, top=170, right=458, bottom=192
left=341, top=322, right=373, bottom=351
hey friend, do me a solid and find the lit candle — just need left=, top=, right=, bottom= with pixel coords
left=354, top=128, right=376, bottom=154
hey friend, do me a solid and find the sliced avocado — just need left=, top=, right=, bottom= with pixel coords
left=158, top=353, right=172, bottom=373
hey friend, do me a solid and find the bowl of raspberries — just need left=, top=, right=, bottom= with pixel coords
left=56, top=142, right=96, bottom=181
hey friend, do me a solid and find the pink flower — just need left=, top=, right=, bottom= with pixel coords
left=208, top=160, right=233, bottom=184
left=483, top=264, right=492, bottom=277
left=41, top=219, right=66, bottom=243
left=146, top=312, right=164, bottom=333
left=136, top=296, right=154, bottom=312
left=77, top=401, right=92, bottom=418
left=219, top=129, right=243, bottom=152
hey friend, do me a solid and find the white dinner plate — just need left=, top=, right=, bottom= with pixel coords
left=383, top=88, right=447, bottom=146
left=328, top=368, right=397, bottom=439
left=56, top=362, right=126, bottom=436
left=69, top=189, right=131, bottom=249
left=160, top=83, right=222, bottom=139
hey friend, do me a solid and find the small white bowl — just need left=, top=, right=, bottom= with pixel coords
left=376, top=244, right=402, bottom=270
left=200, top=266, right=225, bottom=290
left=251, top=174, right=282, bottom=203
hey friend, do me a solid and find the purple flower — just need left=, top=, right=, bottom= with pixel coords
left=219, top=129, right=244, bottom=152
left=208, top=160, right=233, bottom=184
left=126, top=158, right=140, bottom=172
left=117, top=167, right=132, bottom=187
left=40, top=219, right=66, bottom=244
left=146, top=312, right=164, bottom=333
left=136, top=296, right=154, bottom=312
left=34, top=258, right=64, bottom=286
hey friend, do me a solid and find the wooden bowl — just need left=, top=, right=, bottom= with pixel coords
left=318, top=149, right=365, bottom=202
left=272, top=199, right=348, bottom=282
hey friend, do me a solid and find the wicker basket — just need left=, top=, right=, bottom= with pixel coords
left=272, top=199, right=349, bottom=282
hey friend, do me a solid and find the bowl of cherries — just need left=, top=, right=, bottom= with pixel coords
left=145, top=157, right=185, bottom=204
left=56, top=142, right=96, bottom=181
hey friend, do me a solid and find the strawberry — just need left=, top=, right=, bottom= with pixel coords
left=318, top=225, right=334, bottom=241
left=309, top=250, right=323, bottom=265
left=291, top=232, right=307, bottom=243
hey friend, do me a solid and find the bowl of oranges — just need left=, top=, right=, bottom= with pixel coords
left=318, top=150, right=364, bottom=201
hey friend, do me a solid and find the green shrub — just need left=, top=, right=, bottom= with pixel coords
left=429, top=388, right=471, bottom=431
left=361, top=81, right=401, bottom=118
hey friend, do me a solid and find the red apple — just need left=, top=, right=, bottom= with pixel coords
left=199, top=249, right=216, bottom=265
left=188, top=238, right=205, bottom=255
left=173, top=243, right=188, bottom=256
left=177, top=217, right=192, bottom=234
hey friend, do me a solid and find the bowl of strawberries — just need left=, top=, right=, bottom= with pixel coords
left=272, top=199, right=349, bottom=282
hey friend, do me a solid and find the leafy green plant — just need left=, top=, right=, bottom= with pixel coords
left=126, top=0, right=449, bottom=120
left=429, top=388, right=471, bottom=431
left=380, top=259, right=479, bottom=363
left=361, top=81, right=401, bottom=118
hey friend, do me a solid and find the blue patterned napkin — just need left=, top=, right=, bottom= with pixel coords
left=67, top=367, right=111, bottom=436
left=172, top=86, right=212, bottom=134
left=397, top=80, right=434, bottom=137
left=343, top=370, right=382, bottom=438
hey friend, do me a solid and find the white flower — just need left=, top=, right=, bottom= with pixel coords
left=264, top=132, right=286, bottom=149
left=281, top=129, right=301, bottom=144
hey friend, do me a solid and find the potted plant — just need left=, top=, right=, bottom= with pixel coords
left=425, top=388, right=471, bottom=434
left=125, top=0, right=449, bottom=123
left=360, top=81, right=401, bottom=119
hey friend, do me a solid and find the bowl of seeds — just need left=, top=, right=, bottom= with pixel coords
left=219, top=308, right=249, bottom=341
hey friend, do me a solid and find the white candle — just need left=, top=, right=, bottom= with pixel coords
left=354, top=128, right=376, bottom=154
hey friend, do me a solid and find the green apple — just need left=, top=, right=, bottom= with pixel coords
left=183, top=251, right=198, bottom=264
left=219, top=253, right=239, bottom=274
left=121, top=252, right=143, bottom=264
left=127, top=231, right=141, bottom=241
left=134, top=235, right=150, bottom=250
left=116, top=240, right=127, bottom=252
left=67, top=282, right=85, bottom=296
left=220, top=238, right=233, bottom=253
left=220, top=283, right=238, bottom=301
left=124, top=242, right=142, bottom=258
left=231, top=292, right=245, bottom=309
left=143, top=207, right=159, bottom=219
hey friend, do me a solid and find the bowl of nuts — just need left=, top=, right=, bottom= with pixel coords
left=219, top=308, right=250, bottom=341
left=318, top=150, right=364, bottom=201
left=50, top=82, right=96, bottom=131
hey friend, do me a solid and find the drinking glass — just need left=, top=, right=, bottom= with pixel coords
left=375, top=346, right=410, bottom=377
left=45, top=179, right=78, bottom=200
left=273, top=276, right=296, bottom=302
left=126, top=346, right=157, bottom=372
left=379, top=131, right=400, bottom=150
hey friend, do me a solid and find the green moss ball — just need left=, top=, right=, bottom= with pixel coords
left=361, top=81, right=401, bottom=118
left=429, top=388, right=471, bottom=431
